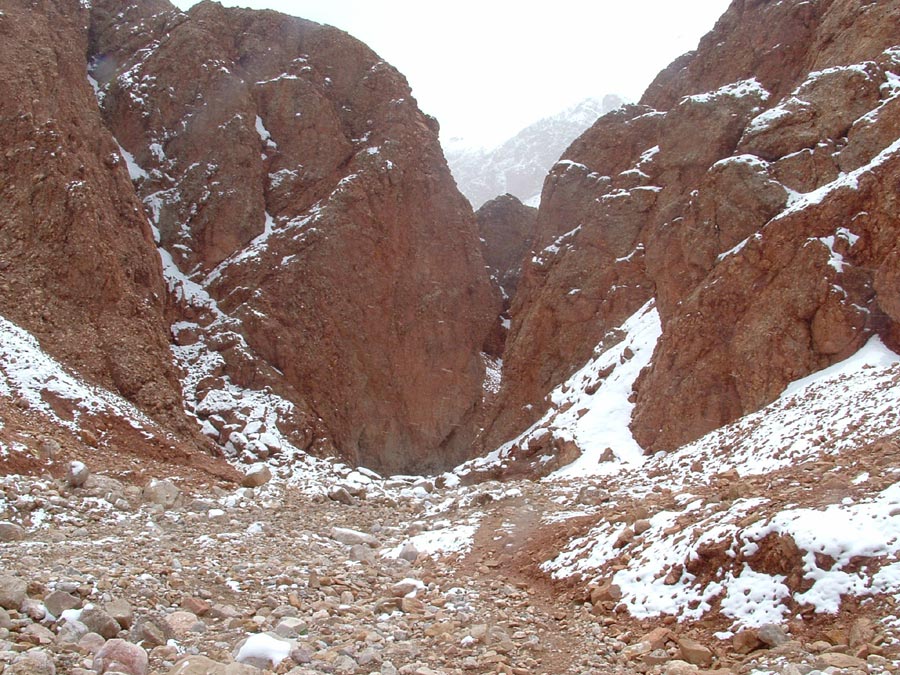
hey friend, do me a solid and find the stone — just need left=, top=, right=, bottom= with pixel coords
left=391, top=579, right=424, bottom=598
left=848, top=617, right=875, bottom=647
left=398, top=543, right=419, bottom=563
left=142, top=479, right=181, bottom=509
left=677, top=638, right=714, bottom=667
left=334, top=654, right=359, bottom=673
left=643, top=648, right=671, bottom=666
left=642, top=627, right=671, bottom=651
left=80, top=605, right=122, bottom=639
left=814, top=652, right=867, bottom=670
left=134, top=619, right=167, bottom=647
left=633, top=519, right=652, bottom=535
left=167, top=656, right=228, bottom=675
left=733, top=628, right=763, bottom=654
left=78, top=631, right=107, bottom=655
left=55, top=619, right=89, bottom=645
left=21, top=597, right=46, bottom=621
left=0, top=575, right=26, bottom=610
left=6, top=650, right=56, bottom=675
left=330, top=527, right=379, bottom=547
left=0, top=522, right=25, bottom=542
left=163, top=611, right=201, bottom=637
left=757, top=623, right=789, bottom=648
left=67, top=461, right=90, bottom=488
left=274, top=617, right=307, bottom=638
left=327, top=487, right=356, bottom=506
left=181, top=597, right=211, bottom=617
left=241, top=463, right=272, bottom=488
left=167, top=656, right=261, bottom=675
left=664, top=660, right=700, bottom=675
left=22, top=623, right=55, bottom=644
left=106, top=598, right=134, bottom=629
left=44, top=590, right=81, bottom=618
left=349, top=544, right=376, bottom=563
left=92, top=638, right=149, bottom=675
left=589, top=581, right=622, bottom=604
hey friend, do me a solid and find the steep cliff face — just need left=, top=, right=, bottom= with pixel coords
left=87, top=0, right=496, bottom=473
left=476, top=194, right=537, bottom=309
left=488, top=0, right=900, bottom=459
left=0, top=0, right=208, bottom=466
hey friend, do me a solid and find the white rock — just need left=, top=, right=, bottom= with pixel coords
left=330, top=527, right=379, bottom=548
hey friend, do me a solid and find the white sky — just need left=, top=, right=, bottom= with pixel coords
left=171, top=1, right=732, bottom=148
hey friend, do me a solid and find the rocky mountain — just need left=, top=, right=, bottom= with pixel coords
left=475, top=194, right=537, bottom=313
left=0, top=0, right=497, bottom=477
left=445, top=95, right=624, bottom=209
left=485, top=0, right=900, bottom=467
left=5, top=0, right=900, bottom=672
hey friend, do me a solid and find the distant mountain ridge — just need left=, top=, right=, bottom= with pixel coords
left=445, top=95, right=625, bottom=209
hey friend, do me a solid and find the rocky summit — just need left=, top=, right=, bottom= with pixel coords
left=4, top=0, right=900, bottom=674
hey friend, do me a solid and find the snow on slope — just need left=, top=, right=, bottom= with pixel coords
left=0, top=315, right=162, bottom=436
left=446, top=95, right=624, bottom=208
left=541, top=336, right=900, bottom=630
left=458, top=300, right=661, bottom=479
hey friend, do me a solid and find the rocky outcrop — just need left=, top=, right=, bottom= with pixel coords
left=0, top=0, right=210, bottom=466
left=87, top=0, right=496, bottom=473
left=476, top=194, right=537, bottom=309
left=488, top=0, right=900, bottom=456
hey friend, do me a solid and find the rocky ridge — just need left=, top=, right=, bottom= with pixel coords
left=2, top=0, right=498, bottom=477
left=487, top=0, right=900, bottom=459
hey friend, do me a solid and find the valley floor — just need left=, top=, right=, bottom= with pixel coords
left=1, top=450, right=899, bottom=675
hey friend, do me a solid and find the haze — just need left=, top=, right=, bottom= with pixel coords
left=171, top=0, right=732, bottom=148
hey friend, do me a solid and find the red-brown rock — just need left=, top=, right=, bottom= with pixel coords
left=87, top=0, right=496, bottom=473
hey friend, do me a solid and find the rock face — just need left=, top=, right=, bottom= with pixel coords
left=488, top=0, right=900, bottom=455
left=0, top=0, right=191, bottom=434
left=476, top=194, right=537, bottom=310
left=446, top=95, right=624, bottom=208
left=87, top=0, right=496, bottom=474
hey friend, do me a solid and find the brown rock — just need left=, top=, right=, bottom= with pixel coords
left=476, top=193, right=538, bottom=310
left=163, top=610, right=201, bottom=637
left=105, top=597, right=135, bottom=630
left=80, top=605, right=121, bottom=640
left=732, top=628, right=763, bottom=654
left=678, top=638, right=714, bottom=667
left=181, top=597, right=211, bottom=617
left=589, top=581, right=623, bottom=604
left=814, top=652, right=867, bottom=670
left=643, top=627, right=672, bottom=651
left=482, top=0, right=900, bottom=475
left=92, top=638, right=149, bottom=675
left=0, top=0, right=211, bottom=470
left=0, top=522, right=25, bottom=542
left=87, top=0, right=496, bottom=474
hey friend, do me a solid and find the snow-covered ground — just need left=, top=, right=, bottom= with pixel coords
left=540, top=336, right=900, bottom=631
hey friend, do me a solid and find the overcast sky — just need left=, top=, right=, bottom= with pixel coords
left=171, top=1, right=732, bottom=148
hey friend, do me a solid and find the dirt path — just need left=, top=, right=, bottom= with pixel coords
left=443, top=492, right=620, bottom=675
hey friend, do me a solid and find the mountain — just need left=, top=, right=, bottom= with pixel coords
left=445, top=95, right=624, bottom=209
left=0, top=0, right=497, bottom=477
left=6, top=0, right=900, bottom=668
left=483, top=0, right=900, bottom=472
